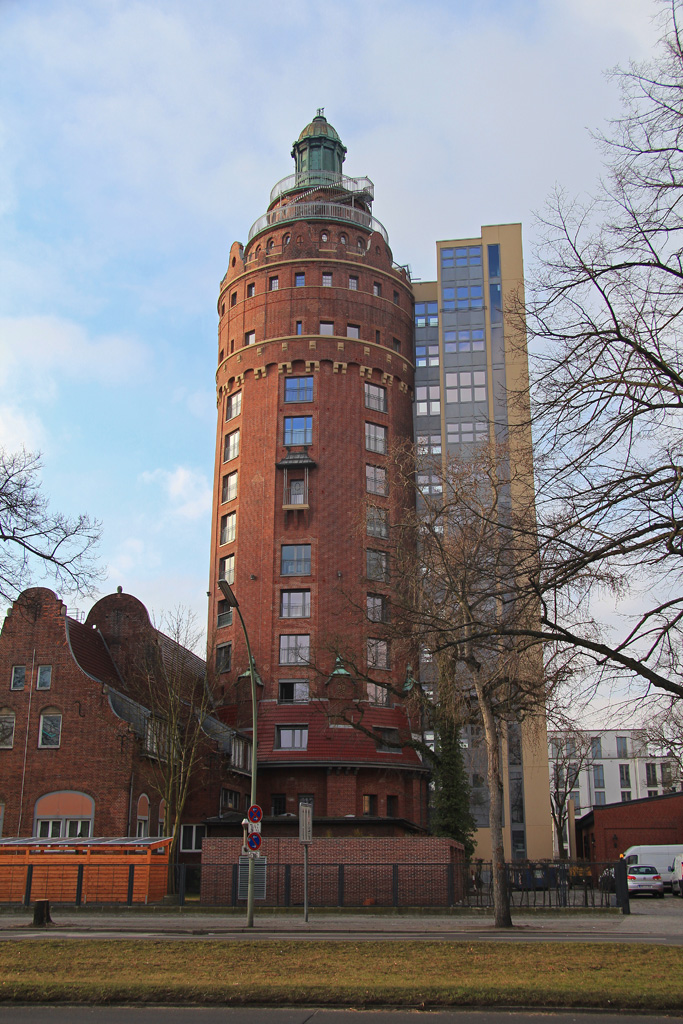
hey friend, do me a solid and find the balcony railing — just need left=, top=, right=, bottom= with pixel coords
left=270, top=172, right=375, bottom=205
left=248, top=202, right=389, bottom=244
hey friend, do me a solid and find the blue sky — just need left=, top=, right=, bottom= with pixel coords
left=0, top=0, right=661, bottom=638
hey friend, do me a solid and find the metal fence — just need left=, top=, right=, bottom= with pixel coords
left=196, top=859, right=629, bottom=913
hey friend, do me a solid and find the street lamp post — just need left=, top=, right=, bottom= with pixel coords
left=218, top=578, right=260, bottom=928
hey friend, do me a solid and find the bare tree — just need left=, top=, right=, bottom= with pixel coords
left=0, top=447, right=102, bottom=601
left=640, top=700, right=683, bottom=787
left=515, top=1, right=683, bottom=700
left=325, top=444, right=550, bottom=928
left=138, top=608, right=213, bottom=876
left=547, top=729, right=594, bottom=859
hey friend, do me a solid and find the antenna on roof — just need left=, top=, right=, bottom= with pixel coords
left=316, top=107, right=325, bottom=117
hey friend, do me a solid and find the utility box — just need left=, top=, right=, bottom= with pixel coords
left=238, top=855, right=267, bottom=900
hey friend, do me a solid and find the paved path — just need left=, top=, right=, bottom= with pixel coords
left=1, top=897, right=681, bottom=944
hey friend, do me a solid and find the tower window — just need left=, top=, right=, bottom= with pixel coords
left=296, top=320, right=303, bottom=335
left=340, top=234, right=347, bottom=244
left=216, top=644, right=232, bottom=674
left=295, top=273, right=305, bottom=287
left=392, top=338, right=401, bottom=352
left=281, top=544, right=311, bottom=575
left=275, top=725, right=308, bottom=749
left=349, top=275, right=358, bottom=290
left=284, top=376, right=313, bottom=402
left=279, top=680, right=309, bottom=703
left=321, top=232, right=328, bottom=242
left=365, top=423, right=387, bottom=454
left=284, top=416, right=312, bottom=445
left=219, top=554, right=235, bottom=584
left=217, top=600, right=233, bottom=628
left=322, top=272, right=332, bottom=287
left=230, top=292, right=237, bottom=306
left=279, top=635, right=310, bottom=665
left=280, top=590, right=311, bottom=618
left=373, top=282, right=382, bottom=297
left=393, top=291, right=399, bottom=305
left=366, top=549, right=389, bottom=581
left=226, top=391, right=242, bottom=420
left=319, top=321, right=334, bottom=335
left=247, top=283, right=255, bottom=298
left=269, top=276, right=279, bottom=291
left=364, top=383, right=387, bottom=413
left=220, top=512, right=236, bottom=545
left=221, top=470, right=238, bottom=503
left=367, top=594, right=387, bottom=622
left=347, top=324, right=360, bottom=339
left=223, top=429, right=240, bottom=462
left=366, top=465, right=387, bottom=495
left=245, top=330, right=255, bottom=346
left=366, top=506, right=389, bottom=538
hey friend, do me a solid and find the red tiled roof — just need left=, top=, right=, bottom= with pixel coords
left=66, top=617, right=122, bottom=688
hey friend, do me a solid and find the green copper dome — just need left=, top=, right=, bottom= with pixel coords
left=291, top=109, right=347, bottom=178
left=295, top=111, right=343, bottom=145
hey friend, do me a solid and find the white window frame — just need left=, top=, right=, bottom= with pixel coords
left=226, top=391, right=242, bottom=421
left=224, top=429, right=240, bottom=462
left=276, top=725, right=308, bottom=750
left=279, top=634, right=310, bottom=665
left=220, top=511, right=237, bottom=545
left=219, top=553, right=235, bottom=584
left=38, top=711, right=62, bottom=749
left=280, top=590, right=311, bottom=618
left=10, top=666, right=25, bottom=691
left=36, top=666, right=52, bottom=690
left=365, top=423, right=387, bottom=454
left=222, top=470, right=238, bottom=503
left=0, top=710, right=15, bottom=749
left=180, top=824, right=206, bottom=852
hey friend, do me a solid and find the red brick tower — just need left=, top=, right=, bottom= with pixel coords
left=209, top=112, right=427, bottom=828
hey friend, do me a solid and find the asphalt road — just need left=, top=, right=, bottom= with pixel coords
left=1, top=1010, right=682, bottom=1024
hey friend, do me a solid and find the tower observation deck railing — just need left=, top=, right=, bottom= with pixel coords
left=248, top=202, right=389, bottom=245
left=270, top=172, right=375, bottom=205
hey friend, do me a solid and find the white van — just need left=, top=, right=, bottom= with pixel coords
left=671, top=854, right=683, bottom=896
left=623, top=845, right=683, bottom=891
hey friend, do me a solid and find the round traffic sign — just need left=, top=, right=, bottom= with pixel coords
left=246, top=831, right=262, bottom=851
left=247, top=804, right=263, bottom=824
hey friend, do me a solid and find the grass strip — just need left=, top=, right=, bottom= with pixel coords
left=0, top=940, right=681, bottom=1011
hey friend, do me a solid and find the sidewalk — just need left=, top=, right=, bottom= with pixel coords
left=1, top=901, right=680, bottom=943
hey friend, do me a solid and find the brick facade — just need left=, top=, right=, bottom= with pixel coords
left=575, top=791, right=683, bottom=862
left=0, top=587, right=250, bottom=857
left=206, top=114, right=429, bottom=831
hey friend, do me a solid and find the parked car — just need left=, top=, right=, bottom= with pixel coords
left=627, top=864, right=665, bottom=898
left=623, top=845, right=683, bottom=891
left=671, top=854, right=683, bottom=896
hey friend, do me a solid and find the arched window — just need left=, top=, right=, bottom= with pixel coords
left=321, top=231, right=328, bottom=242
left=340, top=233, right=347, bottom=244
left=283, top=233, right=291, bottom=246
left=34, top=791, right=94, bottom=839
left=137, top=793, right=149, bottom=838
left=38, top=707, right=61, bottom=748
left=267, top=238, right=274, bottom=251
left=0, top=708, right=15, bottom=749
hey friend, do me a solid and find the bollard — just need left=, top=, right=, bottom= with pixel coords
left=32, top=899, right=52, bottom=927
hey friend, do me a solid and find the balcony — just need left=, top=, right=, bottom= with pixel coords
left=270, top=171, right=375, bottom=205
left=248, top=201, right=389, bottom=245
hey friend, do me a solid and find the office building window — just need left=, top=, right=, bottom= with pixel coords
left=36, top=666, right=52, bottom=690
left=367, top=594, right=387, bottom=623
left=415, top=386, right=440, bottom=416
left=447, top=422, right=487, bottom=445
left=219, top=554, right=235, bottom=584
left=322, top=272, right=332, bottom=287
left=591, top=736, right=602, bottom=759
left=10, top=666, right=25, bottom=691
left=594, top=791, right=606, bottom=805
left=621, top=790, right=632, bottom=802
left=616, top=736, right=629, bottom=757
left=414, top=301, right=438, bottom=327
left=295, top=273, right=305, bottom=287
left=245, top=330, right=255, bottom=346
left=224, top=429, right=240, bottom=461
left=284, top=416, right=312, bottom=445
left=646, top=763, right=658, bottom=787
left=226, top=391, right=242, bottom=420
left=349, top=275, right=358, bottom=290
left=279, top=635, right=310, bottom=665
left=222, top=471, right=238, bottom=503
left=276, top=725, right=308, bottom=750
left=319, top=320, right=334, bottom=335
left=38, top=711, right=62, bottom=748
left=366, top=465, right=387, bottom=495
left=284, top=376, right=313, bottom=402
left=490, top=283, right=503, bottom=323
left=456, top=246, right=481, bottom=267
left=417, top=434, right=441, bottom=455
left=279, top=680, right=309, bottom=704
left=365, top=423, right=387, bottom=454
left=415, top=345, right=439, bottom=367
left=280, top=590, right=310, bottom=618
left=216, top=643, right=232, bottom=674
left=619, top=764, right=631, bottom=788
left=446, top=372, right=486, bottom=403
left=246, top=282, right=255, bottom=298
left=444, top=329, right=485, bottom=353
left=488, top=244, right=501, bottom=278
left=269, top=276, right=279, bottom=291
left=662, top=763, right=673, bottom=788
left=217, top=600, right=233, bottom=628
left=367, top=549, right=389, bottom=581
left=593, top=764, right=605, bottom=789
left=455, top=285, right=483, bottom=310
left=347, top=324, right=360, bottom=339
left=366, top=506, right=389, bottom=538
left=417, top=472, right=442, bottom=495
left=220, top=512, right=236, bottom=545
left=441, top=247, right=454, bottom=268
left=281, top=544, right=311, bottom=575
left=365, top=382, right=387, bottom=413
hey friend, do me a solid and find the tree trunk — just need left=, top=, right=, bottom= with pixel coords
left=477, top=687, right=512, bottom=928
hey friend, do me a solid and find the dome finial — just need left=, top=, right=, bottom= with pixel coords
left=316, top=106, right=325, bottom=118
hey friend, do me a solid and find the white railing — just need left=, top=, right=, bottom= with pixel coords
left=248, top=202, right=389, bottom=244
left=270, top=172, right=374, bottom=204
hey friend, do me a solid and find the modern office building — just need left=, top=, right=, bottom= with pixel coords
left=208, top=113, right=552, bottom=858
left=414, top=232, right=552, bottom=861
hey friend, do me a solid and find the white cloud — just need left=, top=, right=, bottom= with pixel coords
left=140, top=465, right=212, bottom=521
left=0, top=403, right=44, bottom=452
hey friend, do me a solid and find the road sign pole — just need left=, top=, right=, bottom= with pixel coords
left=304, top=843, right=309, bottom=923
left=299, top=802, right=312, bottom=923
